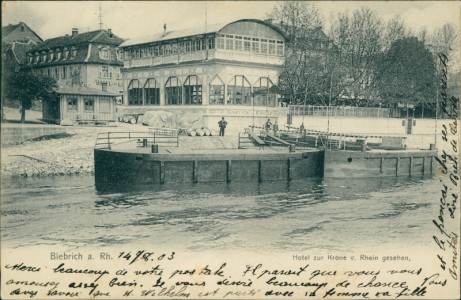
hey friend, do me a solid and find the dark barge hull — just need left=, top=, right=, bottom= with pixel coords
left=324, top=149, right=437, bottom=178
left=94, top=148, right=325, bottom=189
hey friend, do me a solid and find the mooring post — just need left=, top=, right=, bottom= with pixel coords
left=160, top=161, right=165, bottom=184
left=287, top=159, right=293, bottom=181
left=258, top=160, right=262, bottom=183
left=193, top=160, right=198, bottom=183
left=409, top=156, right=413, bottom=176
left=227, top=160, right=232, bottom=182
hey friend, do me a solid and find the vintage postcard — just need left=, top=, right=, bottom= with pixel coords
left=1, top=1, right=460, bottom=299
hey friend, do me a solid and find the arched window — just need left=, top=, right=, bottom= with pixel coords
left=184, top=75, right=202, bottom=105
left=144, top=79, right=160, bottom=105
left=165, top=77, right=182, bottom=105
left=254, top=77, right=276, bottom=107
left=128, top=79, right=142, bottom=105
left=227, top=75, right=251, bottom=105
left=209, top=75, right=224, bottom=105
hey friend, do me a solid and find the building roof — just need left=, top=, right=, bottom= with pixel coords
left=11, top=41, right=37, bottom=64
left=56, top=85, right=118, bottom=97
left=2, top=22, right=43, bottom=43
left=31, top=29, right=124, bottom=51
left=120, top=19, right=287, bottom=48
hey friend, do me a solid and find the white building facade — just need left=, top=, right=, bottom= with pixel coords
left=119, top=19, right=288, bottom=132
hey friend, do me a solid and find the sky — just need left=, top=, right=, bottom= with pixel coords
left=2, top=1, right=460, bottom=41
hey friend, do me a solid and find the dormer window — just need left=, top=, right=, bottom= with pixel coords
left=71, top=47, right=77, bottom=59
left=116, top=49, right=123, bottom=60
left=99, top=47, right=110, bottom=60
left=64, top=48, right=69, bottom=60
left=35, top=53, right=40, bottom=63
left=56, top=49, right=62, bottom=60
left=49, top=51, right=54, bottom=61
left=42, top=52, right=47, bottom=62
left=28, top=55, right=33, bottom=64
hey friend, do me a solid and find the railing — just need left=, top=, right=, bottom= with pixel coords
left=289, top=105, right=390, bottom=118
left=95, top=131, right=179, bottom=149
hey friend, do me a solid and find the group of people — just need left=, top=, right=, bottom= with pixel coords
left=219, top=117, right=286, bottom=136
left=264, top=119, right=279, bottom=134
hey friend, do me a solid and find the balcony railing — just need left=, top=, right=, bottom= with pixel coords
left=124, top=50, right=284, bottom=68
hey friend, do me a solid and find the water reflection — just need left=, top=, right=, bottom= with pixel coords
left=1, top=174, right=437, bottom=252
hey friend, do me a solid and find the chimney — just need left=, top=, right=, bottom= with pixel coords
left=108, top=28, right=113, bottom=38
left=72, top=28, right=78, bottom=36
left=163, top=23, right=167, bottom=37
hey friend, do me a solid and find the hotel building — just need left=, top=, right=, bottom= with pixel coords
left=119, top=19, right=288, bottom=132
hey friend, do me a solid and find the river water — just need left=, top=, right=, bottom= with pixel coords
left=1, top=174, right=439, bottom=253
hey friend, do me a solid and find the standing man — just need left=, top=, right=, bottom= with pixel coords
left=218, top=117, right=228, bottom=136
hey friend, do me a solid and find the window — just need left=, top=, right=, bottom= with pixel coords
left=128, top=79, right=142, bottom=105
left=144, top=78, right=160, bottom=105
left=235, top=36, right=243, bottom=51
left=184, top=75, right=202, bottom=105
left=228, top=75, right=251, bottom=105
left=28, top=55, right=33, bottom=64
left=64, top=48, right=69, bottom=60
left=207, top=37, right=215, bottom=49
left=71, top=47, right=77, bottom=59
left=185, top=41, right=191, bottom=53
left=195, top=40, right=202, bottom=51
left=42, top=52, right=47, bottom=62
left=47, top=69, right=51, bottom=77
left=277, top=41, right=284, bottom=56
left=84, top=98, right=94, bottom=111
left=252, top=38, right=260, bottom=53
left=101, top=66, right=109, bottom=78
left=217, top=34, right=225, bottom=49
left=165, top=76, right=182, bottom=105
left=55, top=68, right=59, bottom=78
left=56, top=50, right=62, bottom=60
left=243, top=37, right=251, bottom=52
left=260, top=39, right=268, bottom=54
left=225, top=35, right=233, bottom=50
left=164, top=44, right=172, bottom=55
left=67, top=98, right=77, bottom=111
left=49, top=51, right=54, bottom=61
left=62, top=67, right=67, bottom=79
left=116, top=49, right=123, bottom=60
left=209, top=75, right=224, bottom=105
left=100, top=47, right=110, bottom=60
left=268, top=40, right=276, bottom=54
left=254, top=77, right=276, bottom=107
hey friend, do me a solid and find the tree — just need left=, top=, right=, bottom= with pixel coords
left=4, top=70, right=58, bottom=123
left=329, top=7, right=384, bottom=105
left=375, top=37, right=436, bottom=115
left=267, top=1, right=334, bottom=106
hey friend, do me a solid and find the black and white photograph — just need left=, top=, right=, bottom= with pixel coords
left=1, top=1, right=460, bottom=299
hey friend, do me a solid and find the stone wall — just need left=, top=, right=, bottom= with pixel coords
left=1, top=126, right=68, bottom=146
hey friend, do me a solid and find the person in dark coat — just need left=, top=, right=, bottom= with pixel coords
left=218, top=117, right=228, bottom=136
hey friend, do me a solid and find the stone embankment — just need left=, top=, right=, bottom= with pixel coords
left=1, top=132, right=96, bottom=178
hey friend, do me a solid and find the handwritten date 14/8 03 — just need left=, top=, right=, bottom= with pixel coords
left=118, top=251, right=175, bottom=265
